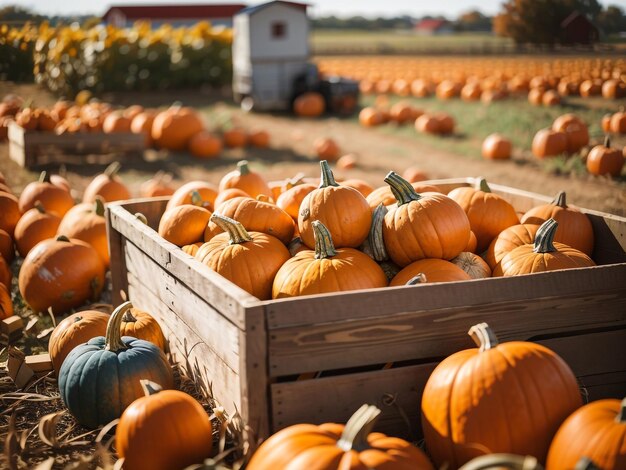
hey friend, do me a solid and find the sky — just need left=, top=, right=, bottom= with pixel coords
left=7, top=0, right=626, bottom=19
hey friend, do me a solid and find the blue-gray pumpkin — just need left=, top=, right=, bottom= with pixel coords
left=59, top=301, right=173, bottom=429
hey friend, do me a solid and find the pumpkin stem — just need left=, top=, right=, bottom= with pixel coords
left=476, top=177, right=491, bottom=193
left=256, top=194, right=270, bottom=203
left=122, top=308, right=137, bottom=323
left=552, top=191, right=567, bottom=208
left=94, top=197, right=105, bottom=217
left=39, top=171, right=50, bottom=183
left=134, top=212, right=148, bottom=225
left=574, top=457, right=601, bottom=470
left=210, top=213, right=252, bottom=245
left=383, top=171, right=421, bottom=206
left=361, top=204, right=388, bottom=262
left=616, top=397, right=626, bottom=423
left=319, top=160, right=339, bottom=188
left=406, top=273, right=427, bottom=285
left=337, top=404, right=381, bottom=452
left=533, top=218, right=558, bottom=254
left=105, top=301, right=133, bottom=352
left=468, top=322, right=499, bottom=352
left=457, top=454, right=542, bottom=470
left=56, top=235, right=70, bottom=242
left=190, top=190, right=204, bottom=207
left=140, top=379, right=163, bottom=397
left=604, top=135, right=610, bottom=148
left=311, top=221, right=337, bottom=259
left=34, top=200, right=46, bottom=213
left=237, top=160, right=250, bottom=176
left=104, top=161, right=121, bottom=178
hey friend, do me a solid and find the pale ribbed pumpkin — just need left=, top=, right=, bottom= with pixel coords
left=450, top=252, right=491, bottom=279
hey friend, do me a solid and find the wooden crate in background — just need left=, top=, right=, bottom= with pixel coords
left=8, top=121, right=145, bottom=169
left=106, top=178, right=626, bottom=443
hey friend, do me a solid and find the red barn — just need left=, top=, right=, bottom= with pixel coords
left=103, top=4, right=247, bottom=28
left=560, top=11, right=599, bottom=45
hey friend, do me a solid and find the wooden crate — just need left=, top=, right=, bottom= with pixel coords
left=8, top=121, right=145, bottom=169
left=106, top=179, right=626, bottom=442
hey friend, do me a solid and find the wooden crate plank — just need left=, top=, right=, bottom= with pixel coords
left=108, top=202, right=260, bottom=329
left=127, top=275, right=243, bottom=416
left=125, top=241, right=241, bottom=372
left=270, top=362, right=437, bottom=439
left=106, top=211, right=130, bottom=306
left=266, top=264, right=626, bottom=329
left=268, top=287, right=626, bottom=376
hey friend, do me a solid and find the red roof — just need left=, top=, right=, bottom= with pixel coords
left=103, top=4, right=247, bottom=21
left=415, top=19, right=450, bottom=31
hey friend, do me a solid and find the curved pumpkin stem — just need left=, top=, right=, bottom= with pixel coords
left=39, top=171, right=50, bottom=183
left=475, top=177, right=491, bottom=193
left=616, top=397, right=626, bottom=423
left=574, top=457, right=601, bottom=470
left=211, top=214, right=252, bottom=245
left=604, top=135, right=611, bottom=148
left=384, top=171, right=420, bottom=206
left=56, top=235, right=70, bottom=243
left=458, top=454, right=543, bottom=470
left=105, top=301, right=133, bottom=352
left=468, top=322, right=499, bottom=352
left=552, top=191, right=567, bottom=208
left=94, top=197, right=105, bottom=217
left=237, top=160, right=250, bottom=176
left=104, top=161, right=122, bottom=179
left=312, top=221, right=337, bottom=259
left=406, top=273, right=427, bottom=285
left=134, top=212, right=148, bottom=225
left=190, top=190, right=204, bottom=207
left=140, top=379, right=163, bottom=397
left=533, top=218, right=558, bottom=254
left=336, top=404, right=381, bottom=452
left=362, top=204, right=388, bottom=262
left=122, top=307, right=137, bottom=323
left=34, top=200, right=46, bottom=213
left=319, top=160, right=339, bottom=188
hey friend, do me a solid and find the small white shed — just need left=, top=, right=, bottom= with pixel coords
left=233, top=1, right=312, bottom=110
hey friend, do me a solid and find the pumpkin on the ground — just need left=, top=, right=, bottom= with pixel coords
left=18, top=171, right=74, bottom=217
left=116, top=380, right=213, bottom=470
left=188, top=131, right=222, bottom=158
left=390, top=258, right=471, bottom=286
left=482, top=133, right=512, bottom=160
left=298, top=161, right=371, bottom=249
left=294, top=92, right=325, bottom=117
left=586, top=136, right=624, bottom=178
left=273, top=221, right=387, bottom=298
left=448, top=178, right=519, bottom=254
left=14, top=203, right=62, bottom=258
left=546, top=397, right=626, bottom=470
left=48, top=309, right=110, bottom=374
left=18, top=236, right=105, bottom=314
left=223, top=128, right=248, bottom=148
left=0, top=192, right=23, bottom=237
left=383, top=172, right=470, bottom=267
left=139, top=171, right=175, bottom=198
left=82, top=162, right=131, bottom=203
left=402, top=167, right=428, bottom=183
left=532, top=129, right=568, bottom=158
left=520, top=191, right=594, bottom=256
left=218, top=160, right=271, bottom=198
left=59, top=301, right=173, bottom=429
left=314, top=137, right=341, bottom=161
left=120, top=306, right=166, bottom=351
left=493, top=218, right=595, bottom=276
left=196, top=214, right=290, bottom=300
left=422, top=322, right=582, bottom=468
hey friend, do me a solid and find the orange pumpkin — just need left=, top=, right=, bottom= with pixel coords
left=123, top=104, right=144, bottom=120
left=48, top=309, right=110, bottom=373
left=130, top=111, right=156, bottom=147
left=298, top=161, right=371, bottom=249
left=139, top=172, right=175, bottom=198
left=276, top=183, right=317, bottom=220
left=532, top=129, right=568, bottom=158
left=158, top=200, right=212, bottom=247
left=19, top=171, right=74, bottom=217
left=0, top=282, right=13, bottom=320
left=293, top=92, right=326, bottom=117
left=483, top=223, right=540, bottom=270
left=461, top=83, right=482, bottom=101
left=610, top=111, right=626, bottom=134
left=0, top=229, right=14, bottom=263
left=602, top=79, right=624, bottom=99
left=196, top=214, right=290, bottom=300
left=383, top=172, right=470, bottom=267
left=521, top=191, right=594, bottom=256
left=167, top=181, right=218, bottom=211
left=15, top=108, right=38, bottom=130
left=57, top=198, right=110, bottom=267
left=580, top=79, right=602, bottom=97
left=542, top=90, right=561, bottom=106
left=247, top=404, right=433, bottom=470
left=586, top=136, right=624, bottom=178
left=181, top=242, right=203, bottom=256
left=102, top=111, right=132, bottom=133
left=188, top=131, right=222, bottom=158
left=0, top=191, right=22, bottom=237
left=448, top=178, right=519, bottom=254
left=340, top=179, right=374, bottom=197
left=528, top=88, right=544, bottom=106
left=273, top=221, right=387, bottom=298
left=389, top=102, right=415, bottom=124
left=248, top=128, right=270, bottom=148
left=465, top=230, right=477, bottom=253
left=151, top=106, right=205, bottom=151
left=602, top=114, right=612, bottom=133
left=390, top=258, right=471, bottom=286
left=314, top=137, right=341, bottom=161
left=120, top=307, right=166, bottom=350
left=366, top=181, right=441, bottom=210
left=336, top=154, right=357, bottom=170
left=482, top=133, right=512, bottom=160
left=493, top=218, right=595, bottom=276
left=546, top=398, right=626, bottom=470
left=422, top=322, right=582, bottom=468
left=213, top=188, right=249, bottom=209
left=415, top=114, right=440, bottom=134
left=82, top=162, right=131, bottom=203
left=218, top=160, right=271, bottom=198
left=402, top=167, right=429, bottom=183
left=14, top=203, right=62, bottom=258
left=411, top=78, right=433, bottom=97
left=18, top=236, right=105, bottom=314
left=222, top=128, right=248, bottom=148
left=0, top=255, right=10, bottom=288
left=116, top=380, right=213, bottom=470
left=450, top=252, right=491, bottom=279
left=213, top=196, right=295, bottom=244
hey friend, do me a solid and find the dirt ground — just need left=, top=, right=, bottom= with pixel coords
left=1, top=82, right=625, bottom=216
